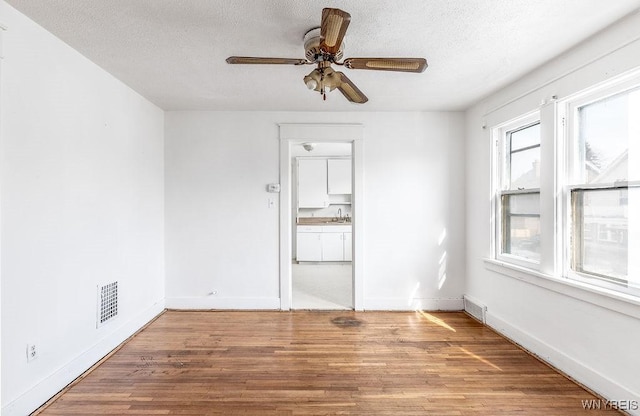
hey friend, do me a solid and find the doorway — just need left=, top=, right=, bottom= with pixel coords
left=292, top=143, right=352, bottom=309
left=278, top=124, right=364, bottom=311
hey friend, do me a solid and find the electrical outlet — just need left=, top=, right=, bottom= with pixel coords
left=26, top=344, right=38, bottom=362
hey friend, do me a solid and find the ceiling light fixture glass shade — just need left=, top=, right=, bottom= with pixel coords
left=303, top=68, right=322, bottom=91
left=303, top=65, right=341, bottom=93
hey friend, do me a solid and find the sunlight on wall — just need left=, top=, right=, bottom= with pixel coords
left=438, top=252, right=448, bottom=290
left=408, top=282, right=421, bottom=308
left=438, top=228, right=447, bottom=246
left=437, top=228, right=447, bottom=290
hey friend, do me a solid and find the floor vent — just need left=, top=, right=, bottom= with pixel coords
left=97, top=281, right=118, bottom=328
left=464, top=295, right=486, bottom=324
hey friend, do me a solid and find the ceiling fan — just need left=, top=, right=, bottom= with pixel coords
left=226, top=8, right=428, bottom=104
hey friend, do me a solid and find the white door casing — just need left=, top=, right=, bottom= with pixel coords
left=279, top=123, right=364, bottom=310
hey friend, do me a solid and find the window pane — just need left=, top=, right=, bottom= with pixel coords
left=572, top=188, right=638, bottom=283
left=504, top=216, right=541, bottom=261
left=502, top=193, right=541, bottom=261
left=578, top=87, right=640, bottom=183
left=507, top=193, right=540, bottom=215
left=510, top=147, right=540, bottom=189
left=510, top=123, right=540, bottom=151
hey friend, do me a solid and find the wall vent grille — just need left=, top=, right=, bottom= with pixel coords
left=97, top=281, right=118, bottom=328
left=464, top=295, right=486, bottom=324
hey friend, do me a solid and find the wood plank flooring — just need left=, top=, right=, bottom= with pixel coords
left=35, top=311, right=618, bottom=415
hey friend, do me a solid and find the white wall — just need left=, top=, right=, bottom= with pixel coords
left=0, top=3, right=165, bottom=415
left=165, top=111, right=465, bottom=311
left=465, top=10, right=640, bottom=412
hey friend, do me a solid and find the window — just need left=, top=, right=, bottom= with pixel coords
left=489, top=70, right=640, bottom=301
left=566, top=84, right=640, bottom=294
left=494, top=116, right=541, bottom=266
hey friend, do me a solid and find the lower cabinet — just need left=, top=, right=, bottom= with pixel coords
left=344, top=231, right=352, bottom=261
left=297, top=225, right=352, bottom=262
left=296, top=231, right=322, bottom=261
left=321, top=232, right=345, bottom=261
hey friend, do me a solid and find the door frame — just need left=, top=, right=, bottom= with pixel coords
left=279, top=123, right=364, bottom=310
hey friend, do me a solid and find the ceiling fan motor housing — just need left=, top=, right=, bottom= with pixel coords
left=303, top=27, right=344, bottom=62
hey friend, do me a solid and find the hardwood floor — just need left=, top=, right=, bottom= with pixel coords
left=35, top=311, right=618, bottom=415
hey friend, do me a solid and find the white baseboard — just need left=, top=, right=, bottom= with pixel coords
left=1, top=299, right=166, bottom=416
left=165, top=296, right=281, bottom=310
left=486, top=312, right=640, bottom=416
left=364, top=297, right=464, bottom=311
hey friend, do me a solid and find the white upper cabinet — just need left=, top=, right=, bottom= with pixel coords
left=297, top=158, right=329, bottom=208
left=327, top=159, right=352, bottom=194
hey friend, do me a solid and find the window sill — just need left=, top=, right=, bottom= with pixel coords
left=483, top=258, right=640, bottom=320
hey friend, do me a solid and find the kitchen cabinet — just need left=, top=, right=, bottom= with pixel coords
left=297, top=225, right=352, bottom=262
left=344, top=231, right=352, bottom=261
left=296, top=227, right=322, bottom=261
left=327, top=158, right=352, bottom=194
left=297, top=159, right=329, bottom=208
left=321, top=232, right=344, bottom=261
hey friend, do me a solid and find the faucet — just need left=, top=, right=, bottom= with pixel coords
left=337, top=208, right=342, bottom=221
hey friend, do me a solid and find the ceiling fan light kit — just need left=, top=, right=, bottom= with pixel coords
left=226, top=8, right=428, bottom=104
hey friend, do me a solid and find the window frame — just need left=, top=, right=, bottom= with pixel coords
left=560, top=77, right=640, bottom=297
left=492, top=112, right=542, bottom=270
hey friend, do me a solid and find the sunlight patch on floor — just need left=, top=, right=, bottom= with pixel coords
left=416, top=310, right=456, bottom=332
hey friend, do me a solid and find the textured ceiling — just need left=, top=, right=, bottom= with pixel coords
left=5, top=0, right=640, bottom=111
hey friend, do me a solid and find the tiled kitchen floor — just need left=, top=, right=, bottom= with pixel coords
left=292, top=263, right=352, bottom=310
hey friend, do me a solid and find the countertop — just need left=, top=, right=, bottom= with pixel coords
left=297, top=217, right=352, bottom=226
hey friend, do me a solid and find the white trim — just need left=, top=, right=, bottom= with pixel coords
left=568, top=181, right=640, bottom=190
left=484, top=258, right=640, bottom=320
left=165, top=297, right=280, bottom=310
left=558, top=72, right=640, bottom=296
left=364, top=297, right=464, bottom=311
left=490, top=111, right=542, bottom=269
left=279, top=123, right=363, bottom=141
left=279, top=135, right=293, bottom=309
left=278, top=123, right=364, bottom=311
left=1, top=300, right=166, bottom=416
left=538, top=102, right=559, bottom=276
left=0, top=22, right=4, bottom=412
left=486, top=312, right=640, bottom=415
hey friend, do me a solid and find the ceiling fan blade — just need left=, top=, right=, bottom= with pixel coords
left=320, top=8, right=351, bottom=55
left=226, top=56, right=308, bottom=65
left=336, top=72, right=368, bottom=104
left=343, top=58, right=428, bottom=73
